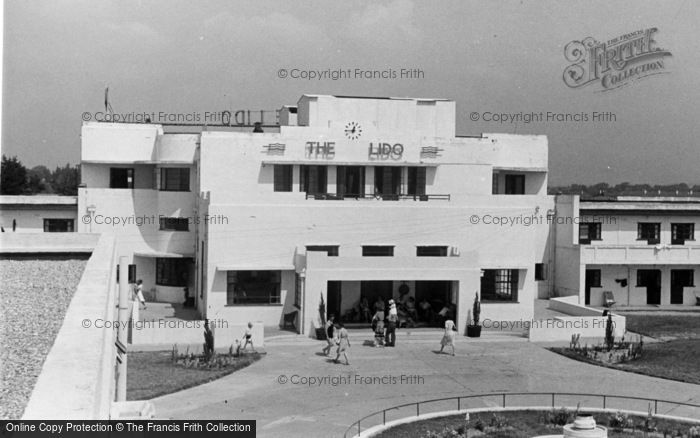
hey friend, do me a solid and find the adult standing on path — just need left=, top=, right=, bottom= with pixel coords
left=135, top=279, right=147, bottom=310
left=334, top=323, right=350, bottom=365
left=386, top=300, right=398, bottom=347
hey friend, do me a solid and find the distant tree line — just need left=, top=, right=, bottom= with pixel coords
left=549, top=182, right=700, bottom=199
left=1, top=155, right=80, bottom=196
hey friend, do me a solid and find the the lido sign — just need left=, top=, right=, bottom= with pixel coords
left=368, top=143, right=404, bottom=161
left=303, top=141, right=405, bottom=160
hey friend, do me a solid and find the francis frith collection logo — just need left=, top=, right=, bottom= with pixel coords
left=563, top=28, right=671, bottom=91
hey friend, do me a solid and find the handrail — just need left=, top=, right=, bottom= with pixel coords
left=305, top=193, right=450, bottom=201
left=343, top=391, right=700, bottom=438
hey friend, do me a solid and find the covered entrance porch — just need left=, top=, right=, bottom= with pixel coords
left=325, top=280, right=456, bottom=328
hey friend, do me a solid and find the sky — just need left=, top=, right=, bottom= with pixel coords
left=2, top=0, right=699, bottom=185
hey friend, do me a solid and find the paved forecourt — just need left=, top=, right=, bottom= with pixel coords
left=152, top=332, right=700, bottom=438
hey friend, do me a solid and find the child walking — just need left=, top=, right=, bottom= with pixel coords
left=372, top=311, right=385, bottom=347
left=241, top=322, right=255, bottom=352
left=440, top=320, right=456, bottom=356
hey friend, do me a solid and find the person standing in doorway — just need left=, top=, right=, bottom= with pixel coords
left=334, top=323, right=350, bottom=365
left=135, top=279, right=147, bottom=309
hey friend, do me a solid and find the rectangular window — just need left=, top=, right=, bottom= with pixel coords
left=504, top=174, right=525, bottom=195
left=273, top=165, right=293, bottom=192
left=116, top=264, right=137, bottom=283
left=362, top=246, right=394, bottom=257
left=637, top=223, right=661, bottom=244
left=416, top=246, right=447, bottom=257
left=156, top=258, right=190, bottom=287
left=579, top=223, right=602, bottom=244
left=535, top=263, right=546, bottom=281
left=407, top=167, right=427, bottom=197
left=160, top=168, right=190, bottom=191
left=300, top=165, right=328, bottom=195
left=159, top=217, right=189, bottom=231
left=481, top=269, right=519, bottom=301
left=306, top=245, right=339, bottom=256
left=226, top=270, right=281, bottom=305
left=336, top=166, right=365, bottom=197
left=671, top=223, right=694, bottom=245
left=43, top=219, right=74, bottom=232
left=586, top=269, right=602, bottom=288
left=492, top=173, right=499, bottom=194
left=110, top=168, right=134, bottom=189
left=374, top=166, right=402, bottom=199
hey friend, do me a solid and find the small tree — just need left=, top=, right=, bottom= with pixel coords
left=472, top=292, right=481, bottom=326
left=203, top=320, right=215, bottom=360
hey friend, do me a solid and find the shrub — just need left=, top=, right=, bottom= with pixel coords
left=609, top=411, right=634, bottom=431
left=542, top=407, right=573, bottom=426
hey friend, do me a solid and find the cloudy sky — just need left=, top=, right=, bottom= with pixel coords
left=2, top=0, right=698, bottom=185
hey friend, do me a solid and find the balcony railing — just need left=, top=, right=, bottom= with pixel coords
left=304, top=193, right=450, bottom=201
left=344, top=391, right=700, bottom=438
left=581, top=244, right=700, bottom=264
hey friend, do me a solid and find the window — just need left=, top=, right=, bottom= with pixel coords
left=579, top=223, right=602, bottom=244
left=504, top=174, right=525, bottom=195
left=407, top=167, right=427, bottom=196
left=416, top=246, right=447, bottom=257
left=156, top=258, right=190, bottom=287
left=160, top=168, right=190, bottom=191
left=481, top=269, right=519, bottom=301
left=671, top=223, right=694, bottom=245
left=300, top=165, right=328, bottom=195
left=637, top=223, right=661, bottom=244
left=43, top=219, right=74, bottom=232
left=586, top=269, right=602, bottom=288
left=374, top=166, right=402, bottom=199
left=110, top=168, right=134, bottom=188
left=226, top=270, right=281, bottom=305
left=116, top=264, right=136, bottom=283
left=306, top=245, right=339, bottom=256
left=159, top=217, right=189, bottom=231
left=336, top=166, right=365, bottom=197
left=492, top=173, right=499, bottom=194
left=362, top=246, right=394, bottom=257
left=535, top=263, right=546, bottom=281
left=273, top=165, right=293, bottom=192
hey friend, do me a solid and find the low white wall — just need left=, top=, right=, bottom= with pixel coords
left=529, top=297, right=626, bottom=342
left=549, top=296, right=602, bottom=316
left=22, top=234, right=117, bottom=420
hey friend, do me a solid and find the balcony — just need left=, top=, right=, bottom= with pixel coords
left=304, top=193, right=451, bottom=201
left=581, top=244, right=700, bottom=264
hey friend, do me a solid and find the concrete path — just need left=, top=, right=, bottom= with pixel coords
left=151, top=331, right=700, bottom=438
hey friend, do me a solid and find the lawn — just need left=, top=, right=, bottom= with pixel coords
left=621, top=313, right=700, bottom=340
left=127, top=350, right=261, bottom=401
left=550, top=312, right=700, bottom=384
left=376, top=410, right=698, bottom=438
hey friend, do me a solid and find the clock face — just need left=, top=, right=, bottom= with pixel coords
left=344, top=121, right=362, bottom=140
